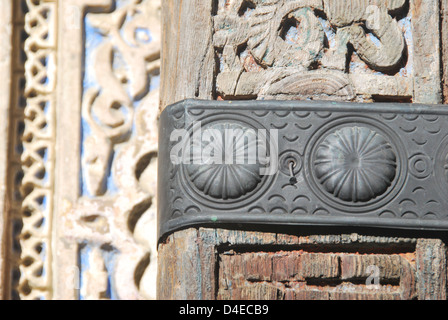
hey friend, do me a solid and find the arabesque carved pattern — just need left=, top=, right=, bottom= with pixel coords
left=82, top=0, right=160, bottom=197
left=72, top=0, right=161, bottom=299
left=14, top=0, right=161, bottom=300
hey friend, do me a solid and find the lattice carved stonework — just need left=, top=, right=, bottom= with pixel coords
left=18, top=0, right=57, bottom=300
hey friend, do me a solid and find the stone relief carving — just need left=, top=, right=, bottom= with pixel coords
left=65, top=87, right=159, bottom=299
left=76, top=0, right=161, bottom=299
left=82, top=0, right=160, bottom=197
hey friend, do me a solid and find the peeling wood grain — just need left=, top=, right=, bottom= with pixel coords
left=160, top=0, right=216, bottom=112
left=415, top=239, right=447, bottom=300
left=157, top=228, right=446, bottom=300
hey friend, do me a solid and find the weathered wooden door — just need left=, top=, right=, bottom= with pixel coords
left=157, top=0, right=448, bottom=300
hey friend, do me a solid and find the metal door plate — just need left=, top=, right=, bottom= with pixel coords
left=158, top=99, right=448, bottom=242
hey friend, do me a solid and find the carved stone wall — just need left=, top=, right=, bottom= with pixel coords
left=0, top=0, right=161, bottom=300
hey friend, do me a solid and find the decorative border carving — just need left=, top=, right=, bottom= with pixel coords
left=13, top=0, right=58, bottom=300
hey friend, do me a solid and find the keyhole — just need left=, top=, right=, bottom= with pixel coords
left=289, top=160, right=297, bottom=185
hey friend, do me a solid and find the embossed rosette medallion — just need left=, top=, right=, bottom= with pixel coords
left=307, top=119, right=406, bottom=212
left=314, top=126, right=397, bottom=203
left=179, top=119, right=276, bottom=210
left=185, top=123, right=262, bottom=200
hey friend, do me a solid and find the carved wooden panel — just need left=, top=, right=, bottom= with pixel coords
left=161, top=0, right=442, bottom=109
left=213, top=0, right=440, bottom=103
left=158, top=0, right=448, bottom=301
left=218, top=251, right=416, bottom=300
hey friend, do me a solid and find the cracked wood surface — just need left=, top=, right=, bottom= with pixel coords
left=158, top=228, right=446, bottom=300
